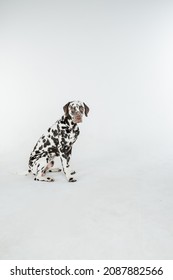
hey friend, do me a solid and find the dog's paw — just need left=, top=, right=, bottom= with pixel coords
left=68, top=177, right=77, bottom=182
left=49, top=168, right=62, bottom=173
left=46, top=177, right=55, bottom=182
left=34, top=176, right=55, bottom=182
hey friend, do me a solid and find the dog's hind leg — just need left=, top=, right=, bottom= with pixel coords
left=32, top=157, right=55, bottom=182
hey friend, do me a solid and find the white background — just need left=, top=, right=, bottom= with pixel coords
left=0, top=0, right=173, bottom=259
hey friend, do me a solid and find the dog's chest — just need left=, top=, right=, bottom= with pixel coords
left=61, top=126, right=79, bottom=144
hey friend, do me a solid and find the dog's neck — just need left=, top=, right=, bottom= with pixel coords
left=62, top=115, right=77, bottom=128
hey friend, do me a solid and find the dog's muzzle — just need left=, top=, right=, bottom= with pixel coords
left=73, top=113, right=83, bottom=123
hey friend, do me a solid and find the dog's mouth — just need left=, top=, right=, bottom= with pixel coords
left=73, top=115, right=83, bottom=123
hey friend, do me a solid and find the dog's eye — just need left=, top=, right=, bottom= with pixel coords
left=79, top=106, right=84, bottom=113
left=71, top=109, right=75, bottom=115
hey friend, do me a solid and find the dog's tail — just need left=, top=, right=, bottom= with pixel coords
left=12, top=170, right=31, bottom=176
left=20, top=170, right=31, bottom=176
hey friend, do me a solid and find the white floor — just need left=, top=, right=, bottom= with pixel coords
left=0, top=147, right=173, bottom=260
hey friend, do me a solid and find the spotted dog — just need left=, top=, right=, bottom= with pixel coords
left=28, top=101, right=89, bottom=182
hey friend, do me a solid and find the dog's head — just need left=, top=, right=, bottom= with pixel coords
left=63, top=101, right=89, bottom=123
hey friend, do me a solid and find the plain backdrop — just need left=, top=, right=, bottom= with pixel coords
left=0, top=0, right=173, bottom=259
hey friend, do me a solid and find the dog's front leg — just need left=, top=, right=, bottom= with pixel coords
left=59, top=147, right=77, bottom=182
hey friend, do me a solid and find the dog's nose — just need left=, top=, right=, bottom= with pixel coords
left=75, top=112, right=82, bottom=117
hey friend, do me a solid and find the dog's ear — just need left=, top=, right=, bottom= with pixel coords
left=63, top=102, right=71, bottom=116
left=84, top=103, right=90, bottom=117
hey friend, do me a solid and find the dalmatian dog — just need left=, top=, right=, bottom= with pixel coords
left=28, top=101, right=89, bottom=182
